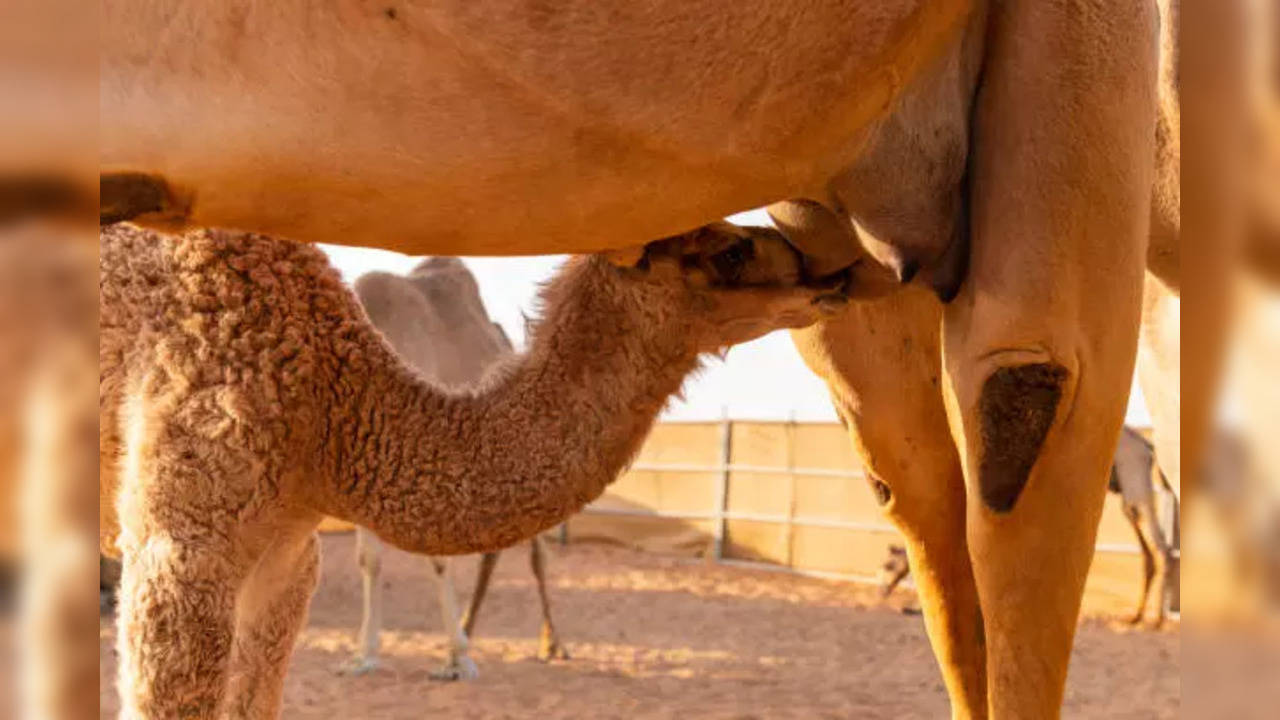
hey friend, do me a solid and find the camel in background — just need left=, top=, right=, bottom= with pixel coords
left=1110, top=427, right=1179, bottom=627
left=876, top=545, right=919, bottom=615
left=98, top=1, right=1163, bottom=715
left=101, top=555, right=123, bottom=614
left=338, top=258, right=567, bottom=679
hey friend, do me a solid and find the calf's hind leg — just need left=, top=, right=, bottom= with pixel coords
left=224, top=530, right=319, bottom=720
left=942, top=2, right=1158, bottom=716
left=113, top=392, right=276, bottom=717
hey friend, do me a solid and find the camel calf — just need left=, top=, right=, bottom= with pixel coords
left=99, top=221, right=847, bottom=718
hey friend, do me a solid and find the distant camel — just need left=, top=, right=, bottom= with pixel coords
left=876, top=545, right=920, bottom=615
left=338, top=258, right=567, bottom=679
left=1109, top=427, right=1178, bottom=626
left=872, top=427, right=1179, bottom=626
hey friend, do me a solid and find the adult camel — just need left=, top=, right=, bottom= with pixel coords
left=101, top=2, right=1161, bottom=717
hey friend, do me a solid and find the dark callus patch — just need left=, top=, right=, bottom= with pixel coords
left=977, top=363, right=1067, bottom=513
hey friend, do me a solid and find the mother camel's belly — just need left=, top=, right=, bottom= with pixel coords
left=101, top=0, right=972, bottom=254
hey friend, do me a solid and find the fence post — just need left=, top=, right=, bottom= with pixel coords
left=712, top=414, right=733, bottom=560
left=785, top=415, right=797, bottom=568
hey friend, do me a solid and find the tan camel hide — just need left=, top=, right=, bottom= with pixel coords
left=100, top=1, right=967, bottom=248
left=97, top=1, right=1165, bottom=717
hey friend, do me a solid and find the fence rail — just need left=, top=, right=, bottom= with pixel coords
left=572, top=419, right=1155, bottom=561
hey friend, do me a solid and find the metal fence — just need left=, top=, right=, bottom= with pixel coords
left=560, top=418, right=1179, bottom=597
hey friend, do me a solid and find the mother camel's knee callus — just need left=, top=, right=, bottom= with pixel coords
left=976, top=362, right=1068, bottom=513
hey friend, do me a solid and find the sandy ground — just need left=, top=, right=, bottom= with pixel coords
left=100, top=534, right=1179, bottom=719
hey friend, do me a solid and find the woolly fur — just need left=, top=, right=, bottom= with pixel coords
left=99, top=222, right=826, bottom=717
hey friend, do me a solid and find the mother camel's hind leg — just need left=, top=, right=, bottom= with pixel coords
left=792, top=285, right=986, bottom=719
left=942, top=2, right=1158, bottom=716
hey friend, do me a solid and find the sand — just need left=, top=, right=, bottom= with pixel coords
left=99, top=533, right=1179, bottom=719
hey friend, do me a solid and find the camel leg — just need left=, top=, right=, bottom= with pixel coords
left=336, top=527, right=384, bottom=676
left=1133, top=497, right=1173, bottom=627
left=941, top=3, right=1158, bottom=716
left=529, top=537, right=569, bottom=661
left=459, top=551, right=499, bottom=639
left=792, top=285, right=986, bottom=719
left=879, top=564, right=912, bottom=601
left=1122, top=505, right=1155, bottom=625
left=115, top=533, right=244, bottom=719
left=113, top=406, right=277, bottom=718
left=224, top=531, right=320, bottom=719
left=427, top=558, right=479, bottom=682
left=1155, top=471, right=1181, bottom=616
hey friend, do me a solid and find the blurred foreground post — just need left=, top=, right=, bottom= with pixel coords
left=2, top=2, right=99, bottom=715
